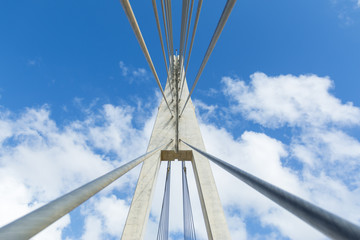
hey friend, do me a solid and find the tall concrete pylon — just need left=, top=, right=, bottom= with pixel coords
left=121, top=56, right=231, bottom=239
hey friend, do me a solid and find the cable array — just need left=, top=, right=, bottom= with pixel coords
left=182, top=162, right=196, bottom=240
left=180, top=0, right=237, bottom=116
left=157, top=161, right=172, bottom=240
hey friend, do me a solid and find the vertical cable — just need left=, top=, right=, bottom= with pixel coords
left=182, top=161, right=197, bottom=240
left=157, top=161, right=172, bottom=240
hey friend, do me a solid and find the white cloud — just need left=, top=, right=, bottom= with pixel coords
left=0, top=101, right=155, bottom=239
left=119, top=61, right=128, bottom=76
left=223, top=73, right=360, bottom=128
left=195, top=72, right=360, bottom=239
left=119, top=61, right=151, bottom=83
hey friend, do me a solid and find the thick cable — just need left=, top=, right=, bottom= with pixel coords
left=182, top=161, right=196, bottom=240
left=181, top=140, right=360, bottom=240
left=180, top=0, right=203, bottom=99
left=180, top=0, right=237, bottom=116
left=157, top=161, right=172, bottom=240
left=0, top=141, right=172, bottom=240
left=120, top=0, right=173, bottom=116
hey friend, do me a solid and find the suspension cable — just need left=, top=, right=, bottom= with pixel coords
left=180, top=0, right=203, bottom=99
left=181, top=140, right=360, bottom=240
left=179, top=0, right=190, bottom=61
left=152, top=0, right=168, bottom=73
left=166, top=0, right=174, bottom=57
left=151, top=0, right=175, bottom=100
left=182, top=161, right=196, bottom=240
left=160, top=0, right=170, bottom=60
left=183, top=0, right=195, bottom=66
left=157, top=161, right=172, bottom=240
left=180, top=0, right=237, bottom=117
left=0, top=141, right=172, bottom=239
left=120, top=0, right=173, bottom=116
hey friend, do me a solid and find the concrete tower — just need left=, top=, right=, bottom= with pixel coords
left=121, top=56, right=231, bottom=239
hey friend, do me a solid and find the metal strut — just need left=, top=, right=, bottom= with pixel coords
left=120, top=0, right=173, bottom=116
left=181, top=140, right=360, bottom=240
left=0, top=141, right=172, bottom=240
left=180, top=0, right=237, bottom=116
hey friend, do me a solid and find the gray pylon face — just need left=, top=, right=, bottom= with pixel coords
left=122, top=56, right=231, bottom=240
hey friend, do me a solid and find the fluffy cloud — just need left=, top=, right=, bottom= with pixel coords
left=1, top=71, right=360, bottom=240
left=0, top=102, right=155, bottom=239
left=201, top=72, right=360, bottom=239
left=119, top=61, right=151, bottom=83
left=222, top=72, right=360, bottom=128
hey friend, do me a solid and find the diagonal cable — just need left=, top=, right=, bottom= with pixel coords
left=120, top=0, right=173, bottom=116
left=181, top=140, right=360, bottom=240
left=180, top=0, right=237, bottom=116
left=0, top=140, right=172, bottom=239
left=151, top=0, right=175, bottom=100
left=180, top=0, right=203, bottom=99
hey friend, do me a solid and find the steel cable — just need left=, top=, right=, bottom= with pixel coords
left=180, top=0, right=237, bottom=116
left=180, top=0, right=202, bottom=99
left=120, top=0, right=173, bottom=116
left=182, top=161, right=196, bottom=240
left=181, top=140, right=360, bottom=240
left=157, top=161, right=172, bottom=240
left=0, top=141, right=172, bottom=239
left=151, top=0, right=175, bottom=100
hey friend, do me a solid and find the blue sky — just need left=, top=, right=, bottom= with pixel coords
left=1, top=0, right=360, bottom=239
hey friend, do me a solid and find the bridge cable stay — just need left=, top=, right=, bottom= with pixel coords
left=151, top=0, right=175, bottom=100
left=183, top=0, right=195, bottom=66
left=179, top=0, right=195, bottom=98
left=182, top=162, right=197, bottom=240
left=157, top=161, right=172, bottom=240
left=160, top=0, right=170, bottom=60
left=165, top=0, right=174, bottom=57
left=160, top=0, right=177, bottom=97
left=180, top=0, right=237, bottom=117
left=119, top=0, right=173, bottom=117
left=0, top=141, right=172, bottom=240
left=181, top=140, right=360, bottom=240
left=180, top=0, right=203, bottom=99
left=179, top=0, right=190, bottom=68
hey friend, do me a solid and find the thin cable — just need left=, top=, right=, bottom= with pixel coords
left=183, top=0, right=195, bottom=64
left=120, top=0, right=173, bottom=116
left=180, top=0, right=237, bottom=117
left=182, top=161, right=196, bottom=240
left=178, top=0, right=191, bottom=97
left=180, top=0, right=202, bottom=99
left=157, top=161, right=172, bottom=240
left=179, top=0, right=190, bottom=59
left=152, top=0, right=168, bottom=73
left=166, top=0, right=174, bottom=57
left=160, top=0, right=170, bottom=60
left=151, top=0, right=175, bottom=101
